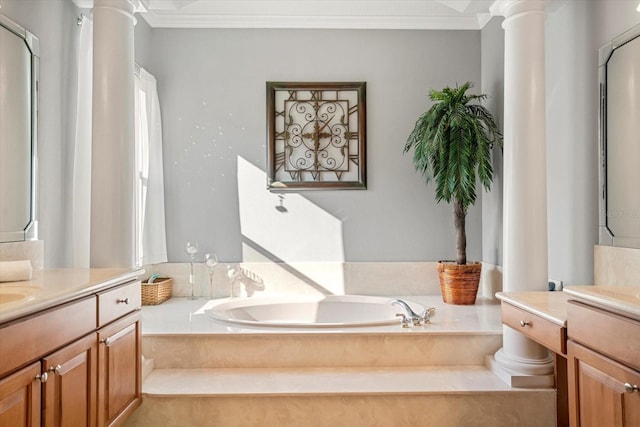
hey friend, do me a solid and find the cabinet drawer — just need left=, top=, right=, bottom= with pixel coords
left=502, top=302, right=566, bottom=354
left=0, top=297, right=96, bottom=377
left=568, top=300, right=640, bottom=371
left=97, top=281, right=141, bottom=327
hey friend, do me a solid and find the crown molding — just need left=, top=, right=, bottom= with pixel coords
left=74, top=0, right=497, bottom=30
left=139, top=12, right=489, bottom=30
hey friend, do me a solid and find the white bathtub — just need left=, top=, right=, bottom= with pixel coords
left=204, top=295, right=425, bottom=328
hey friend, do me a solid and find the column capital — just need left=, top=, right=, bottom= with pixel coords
left=490, top=0, right=546, bottom=18
left=92, top=0, right=142, bottom=25
left=72, top=0, right=147, bottom=13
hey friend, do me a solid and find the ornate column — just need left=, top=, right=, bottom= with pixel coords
left=90, top=0, right=137, bottom=267
left=489, top=0, right=554, bottom=386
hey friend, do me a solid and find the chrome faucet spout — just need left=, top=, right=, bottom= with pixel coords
left=391, top=299, right=420, bottom=318
left=391, top=299, right=435, bottom=326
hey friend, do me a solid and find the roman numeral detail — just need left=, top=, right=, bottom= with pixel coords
left=310, top=90, right=321, bottom=101
left=289, top=171, right=301, bottom=181
left=275, top=152, right=285, bottom=171
left=287, top=91, right=297, bottom=100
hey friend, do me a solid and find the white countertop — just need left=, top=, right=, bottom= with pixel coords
left=563, top=285, right=640, bottom=321
left=0, top=268, right=144, bottom=323
left=495, top=291, right=569, bottom=326
left=496, top=286, right=640, bottom=327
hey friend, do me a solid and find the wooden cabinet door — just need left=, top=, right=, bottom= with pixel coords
left=568, top=340, right=640, bottom=427
left=97, top=312, right=141, bottom=427
left=0, top=362, right=41, bottom=427
left=42, top=333, right=98, bottom=427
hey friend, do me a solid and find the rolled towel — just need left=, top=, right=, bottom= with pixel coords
left=0, top=260, right=33, bottom=282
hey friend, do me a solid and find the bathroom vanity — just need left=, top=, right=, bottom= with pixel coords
left=497, top=285, right=640, bottom=427
left=564, top=286, right=640, bottom=427
left=496, top=291, right=570, bottom=426
left=0, top=268, right=143, bottom=427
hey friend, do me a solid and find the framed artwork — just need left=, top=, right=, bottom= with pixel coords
left=266, top=82, right=366, bottom=190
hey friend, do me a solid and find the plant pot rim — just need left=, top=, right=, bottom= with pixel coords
left=437, top=261, right=482, bottom=274
left=437, top=260, right=482, bottom=265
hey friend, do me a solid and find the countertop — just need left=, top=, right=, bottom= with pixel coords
left=563, top=285, right=640, bottom=321
left=0, top=268, right=144, bottom=324
left=496, top=286, right=640, bottom=326
left=495, top=291, right=570, bottom=326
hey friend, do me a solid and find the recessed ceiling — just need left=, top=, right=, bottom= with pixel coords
left=137, top=0, right=496, bottom=30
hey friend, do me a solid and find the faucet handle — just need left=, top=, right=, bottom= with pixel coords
left=421, top=307, right=436, bottom=324
left=395, top=313, right=411, bottom=328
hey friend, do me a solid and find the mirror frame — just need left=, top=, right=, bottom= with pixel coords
left=598, top=23, right=640, bottom=249
left=0, top=13, right=39, bottom=243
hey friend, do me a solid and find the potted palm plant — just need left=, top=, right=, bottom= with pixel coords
left=404, top=82, right=502, bottom=305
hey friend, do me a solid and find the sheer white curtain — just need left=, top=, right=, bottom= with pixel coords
left=135, top=67, right=168, bottom=265
left=71, top=15, right=92, bottom=268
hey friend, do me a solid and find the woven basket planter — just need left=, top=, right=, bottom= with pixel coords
left=437, top=261, right=482, bottom=305
left=141, top=277, right=173, bottom=305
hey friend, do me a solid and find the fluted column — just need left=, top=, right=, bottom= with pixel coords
left=90, top=0, right=137, bottom=267
left=489, top=0, right=554, bottom=386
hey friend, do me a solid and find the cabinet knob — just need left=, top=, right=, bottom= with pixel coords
left=624, top=383, right=639, bottom=393
left=48, top=365, right=62, bottom=375
left=520, top=320, right=531, bottom=327
left=117, top=297, right=129, bottom=304
left=35, top=372, right=48, bottom=383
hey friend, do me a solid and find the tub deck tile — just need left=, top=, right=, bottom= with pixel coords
left=142, top=366, right=544, bottom=397
left=141, top=296, right=502, bottom=335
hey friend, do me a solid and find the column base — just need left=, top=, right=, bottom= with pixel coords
left=486, top=353, right=555, bottom=388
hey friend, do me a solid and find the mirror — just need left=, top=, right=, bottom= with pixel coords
left=0, top=14, right=38, bottom=242
left=599, top=23, right=640, bottom=249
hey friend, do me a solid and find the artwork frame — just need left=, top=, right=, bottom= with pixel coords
left=266, top=81, right=366, bottom=191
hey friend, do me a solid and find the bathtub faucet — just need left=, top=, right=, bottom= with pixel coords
left=391, top=299, right=435, bottom=327
left=226, top=265, right=265, bottom=297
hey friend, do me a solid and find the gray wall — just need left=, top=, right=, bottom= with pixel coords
left=6, top=0, right=636, bottom=273
left=593, top=0, right=640, bottom=45
left=148, top=29, right=483, bottom=263
left=1, top=0, right=80, bottom=267
left=545, top=0, right=639, bottom=285
left=546, top=0, right=599, bottom=285
left=134, top=15, right=153, bottom=70
left=480, top=17, right=505, bottom=267
left=480, top=0, right=639, bottom=286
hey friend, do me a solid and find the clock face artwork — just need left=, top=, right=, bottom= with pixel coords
left=267, top=82, right=366, bottom=190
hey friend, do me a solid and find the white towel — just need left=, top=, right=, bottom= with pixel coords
left=0, top=260, right=33, bottom=282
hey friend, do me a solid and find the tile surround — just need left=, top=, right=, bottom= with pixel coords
left=125, top=392, right=556, bottom=427
left=0, top=240, right=44, bottom=269
left=144, top=261, right=503, bottom=299
left=594, top=245, right=640, bottom=287
left=141, top=296, right=503, bottom=369
left=124, top=295, right=556, bottom=427
left=141, top=366, right=519, bottom=397
left=141, top=296, right=502, bottom=335
left=143, top=333, right=503, bottom=370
